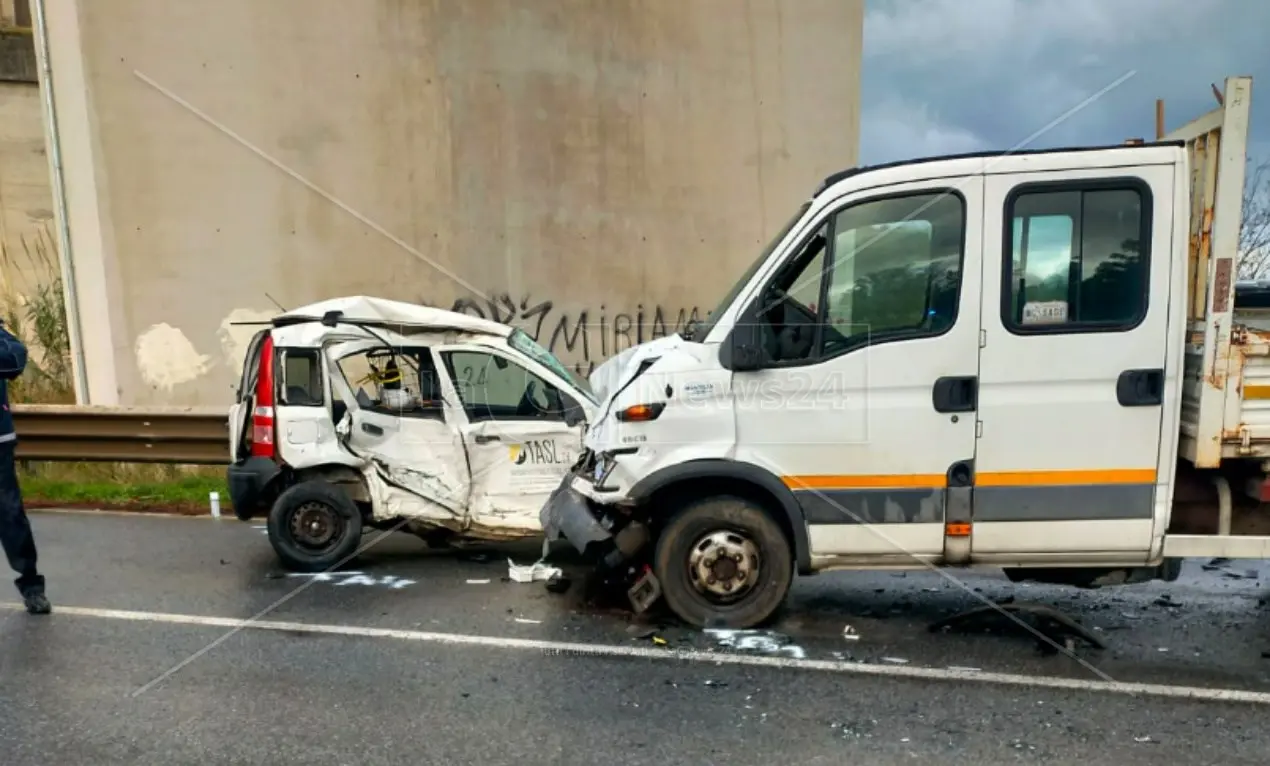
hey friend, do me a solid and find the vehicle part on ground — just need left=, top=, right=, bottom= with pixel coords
left=267, top=481, right=364, bottom=572
left=653, top=495, right=793, bottom=629
left=928, top=601, right=1106, bottom=652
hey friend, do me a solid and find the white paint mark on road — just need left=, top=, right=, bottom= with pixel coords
left=8, top=603, right=1270, bottom=706
left=283, top=572, right=415, bottom=589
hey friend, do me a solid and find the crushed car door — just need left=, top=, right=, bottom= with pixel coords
left=436, top=343, right=588, bottom=536
left=325, top=339, right=471, bottom=525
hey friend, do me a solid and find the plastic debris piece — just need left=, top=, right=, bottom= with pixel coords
left=652, top=636, right=668, bottom=646
left=881, top=657, right=909, bottom=665
left=842, top=624, right=861, bottom=641
left=513, top=617, right=542, bottom=624
left=466, top=579, right=491, bottom=585
left=508, top=557, right=563, bottom=583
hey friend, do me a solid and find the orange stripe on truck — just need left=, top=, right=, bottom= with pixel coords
left=781, top=474, right=947, bottom=490
left=976, top=469, right=1156, bottom=487
left=781, top=468, right=1156, bottom=491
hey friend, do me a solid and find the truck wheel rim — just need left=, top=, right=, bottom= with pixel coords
left=290, top=501, right=343, bottom=550
left=687, top=530, right=760, bottom=602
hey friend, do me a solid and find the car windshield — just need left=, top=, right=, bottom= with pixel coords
left=689, top=200, right=812, bottom=341
left=508, top=328, right=597, bottom=404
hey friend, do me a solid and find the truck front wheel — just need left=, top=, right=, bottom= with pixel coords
left=653, top=495, right=793, bottom=629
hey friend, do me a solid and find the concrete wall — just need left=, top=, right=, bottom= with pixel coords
left=43, top=0, right=864, bottom=406
left=0, top=13, right=57, bottom=306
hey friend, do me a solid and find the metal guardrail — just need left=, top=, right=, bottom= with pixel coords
left=10, top=405, right=230, bottom=464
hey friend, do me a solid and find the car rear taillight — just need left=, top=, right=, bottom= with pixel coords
left=250, top=333, right=277, bottom=459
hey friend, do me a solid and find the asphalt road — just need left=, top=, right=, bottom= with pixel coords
left=1, top=510, right=1269, bottom=765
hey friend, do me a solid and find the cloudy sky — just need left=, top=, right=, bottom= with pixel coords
left=859, top=0, right=1270, bottom=167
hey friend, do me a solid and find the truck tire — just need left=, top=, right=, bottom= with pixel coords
left=267, top=481, right=364, bottom=572
left=653, top=495, right=793, bottom=629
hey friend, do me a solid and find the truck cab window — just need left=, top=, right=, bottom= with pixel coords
left=822, top=192, right=964, bottom=354
left=756, top=226, right=828, bottom=363
left=1006, top=185, right=1147, bottom=331
left=754, top=192, right=965, bottom=364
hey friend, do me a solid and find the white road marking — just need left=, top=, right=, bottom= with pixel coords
left=4, top=602, right=1270, bottom=705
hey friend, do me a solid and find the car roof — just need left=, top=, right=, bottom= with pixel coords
left=272, top=295, right=512, bottom=337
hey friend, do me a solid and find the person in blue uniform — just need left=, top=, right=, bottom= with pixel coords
left=0, top=320, right=49, bottom=614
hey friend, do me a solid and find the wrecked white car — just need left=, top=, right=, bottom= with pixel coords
left=226, top=296, right=597, bottom=571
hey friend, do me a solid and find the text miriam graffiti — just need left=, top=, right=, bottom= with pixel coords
left=427, top=292, right=706, bottom=376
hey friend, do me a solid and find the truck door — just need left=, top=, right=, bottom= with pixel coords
left=731, top=177, right=984, bottom=562
left=435, top=343, right=588, bottom=536
left=974, top=165, right=1176, bottom=560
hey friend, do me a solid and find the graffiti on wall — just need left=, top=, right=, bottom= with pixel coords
left=428, top=292, right=706, bottom=376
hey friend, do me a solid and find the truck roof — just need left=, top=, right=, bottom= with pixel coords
left=815, top=140, right=1188, bottom=198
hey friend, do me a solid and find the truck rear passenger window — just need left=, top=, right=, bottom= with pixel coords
left=1004, top=182, right=1150, bottom=333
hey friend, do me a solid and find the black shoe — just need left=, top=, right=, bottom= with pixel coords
left=23, top=592, right=51, bottom=615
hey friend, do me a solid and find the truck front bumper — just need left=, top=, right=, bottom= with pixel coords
left=539, top=472, right=614, bottom=554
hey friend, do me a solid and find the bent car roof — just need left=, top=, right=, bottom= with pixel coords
left=273, top=295, right=512, bottom=337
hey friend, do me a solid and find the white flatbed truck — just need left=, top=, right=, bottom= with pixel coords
left=541, top=76, right=1270, bottom=629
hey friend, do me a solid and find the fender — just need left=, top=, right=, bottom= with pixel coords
left=628, top=459, right=813, bottom=575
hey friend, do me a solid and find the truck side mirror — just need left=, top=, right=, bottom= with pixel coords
left=719, top=302, right=764, bottom=372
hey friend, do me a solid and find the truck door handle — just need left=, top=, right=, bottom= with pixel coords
left=474, top=434, right=501, bottom=444
left=361, top=422, right=384, bottom=436
left=932, top=376, right=978, bottom=413
left=1117, top=368, right=1164, bottom=406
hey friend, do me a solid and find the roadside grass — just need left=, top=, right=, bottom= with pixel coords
left=2, top=232, right=226, bottom=513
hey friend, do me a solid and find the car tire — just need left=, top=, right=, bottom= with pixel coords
left=267, top=481, right=364, bottom=572
left=653, top=495, right=793, bottom=630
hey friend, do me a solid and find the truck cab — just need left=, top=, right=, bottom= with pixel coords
left=543, top=77, right=1264, bottom=629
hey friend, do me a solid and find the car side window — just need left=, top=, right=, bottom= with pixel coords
left=277, top=348, right=324, bottom=407
left=335, top=346, right=446, bottom=421
left=442, top=350, right=569, bottom=422
left=1004, top=183, right=1149, bottom=332
left=753, top=190, right=966, bottom=365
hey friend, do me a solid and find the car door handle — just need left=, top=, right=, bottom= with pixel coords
left=932, top=376, right=978, bottom=413
left=1116, top=368, right=1164, bottom=407
left=361, top=422, right=384, bottom=436
left=474, top=434, right=501, bottom=444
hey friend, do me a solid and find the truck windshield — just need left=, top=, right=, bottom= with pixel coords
left=689, top=200, right=812, bottom=341
left=508, top=328, right=597, bottom=404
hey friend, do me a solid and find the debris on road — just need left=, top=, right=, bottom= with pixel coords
left=513, top=617, right=542, bottom=625
left=466, top=579, right=491, bottom=585
left=545, top=574, right=572, bottom=594
left=842, top=624, right=861, bottom=641
left=706, top=629, right=807, bottom=660
left=508, top=557, right=562, bottom=583
left=627, top=624, right=659, bottom=640
left=881, top=657, right=910, bottom=665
